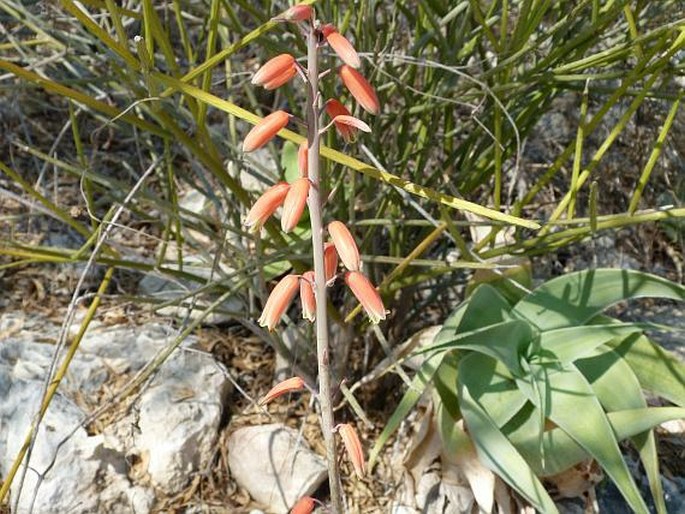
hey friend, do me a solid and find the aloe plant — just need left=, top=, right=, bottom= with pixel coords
left=371, top=269, right=685, bottom=514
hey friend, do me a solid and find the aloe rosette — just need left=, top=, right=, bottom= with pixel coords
left=372, top=269, right=685, bottom=514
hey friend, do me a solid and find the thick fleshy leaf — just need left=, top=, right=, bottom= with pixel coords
left=413, top=319, right=532, bottom=376
left=429, top=285, right=512, bottom=360
left=577, top=346, right=646, bottom=412
left=434, top=352, right=462, bottom=419
left=576, top=345, right=666, bottom=514
left=511, top=269, right=685, bottom=331
left=437, top=404, right=496, bottom=513
left=456, top=283, right=513, bottom=332
left=515, top=363, right=650, bottom=514
left=368, top=300, right=471, bottom=468
left=432, top=284, right=518, bottom=417
left=540, top=323, right=646, bottom=363
left=607, top=332, right=685, bottom=407
left=506, top=404, right=685, bottom=476
left=457, top=352, right=527, bottom=428
left=372, top=285, right=516, bottom=469
left=369, top=349, right=444, bottom=469
left=458, top=354, right=559, bottom=514
left=433, top=283, right=515, bottom=407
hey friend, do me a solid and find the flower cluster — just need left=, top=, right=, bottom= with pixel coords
left=244, top=6, right=378, bottom=506
left=257, top=219, right=386, bottom=329
left=242, top=5, right=386, bottom=330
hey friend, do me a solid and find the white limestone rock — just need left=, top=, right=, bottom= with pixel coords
left=133, top=346, right=231, bottom=493
left=0, top=315, right=232, bottom=512
left=1, top=382, right=153, bottom=514
left=228, top=424, right=327, bottom=513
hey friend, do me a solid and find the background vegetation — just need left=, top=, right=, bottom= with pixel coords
left=0, top=0, right=683, bottom=511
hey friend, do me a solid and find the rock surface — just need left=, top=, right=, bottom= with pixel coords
left=134, top=346, right=231, bottom=493
left=0, top=314, right=230, bottom=513
left=228, top=424, right=327, bottom=513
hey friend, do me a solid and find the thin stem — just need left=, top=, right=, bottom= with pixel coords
left=306, top=24, right=343, bottom=513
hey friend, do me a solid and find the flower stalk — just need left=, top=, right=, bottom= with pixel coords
left=244, top=6, right=384, bottom=511
left=305, top=24, right=344, bottom=513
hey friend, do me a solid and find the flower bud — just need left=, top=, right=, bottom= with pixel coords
left=337, top=423, right=365, bottom=478
left=324, top=242, right=339, bottom=282
left=251, top=54, right=296, bottom=88
left=322, top=25, right=360, bottom=68
left=331, top=114, right=371, bottom=133
left=281, top=177, right=310, bottom=232
left=328, top=221, right=360, bottom=271
left=243, top=110, right=290, bottom=153
left=259, top=376, right=306, bottom=405
left=258, top=274, right=300, bottom=330
left=244, top=182, right=290, bottom=232
left=275, top=4, right=313, bottom=22
left=300, top=271, right=316, bottom=322
left=339, top=65, right=380, bottom=115
left=298, top=141, right=308, bottom=177
left=290, top=496, right=316, bottom=514
left=345, top=271, right=387, bottom=324
left=325, top=99, right=356, bottom=143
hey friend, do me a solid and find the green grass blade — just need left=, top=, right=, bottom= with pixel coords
left=153, top=72, right=540, bottom=229
left=0, top=160, right=92, bottom=239
left=628, top=95, right=681, bottom=215
left=59, top=0, right=140, bottom=70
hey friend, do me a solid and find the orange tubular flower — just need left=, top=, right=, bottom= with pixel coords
left=322, top=24, right=360, bottom=68
left=281, top=177, right=310, bottom=232
left=300, top=271, right=316, bottom=322
left=323, top=242, right=339, bottom=282
left=331, top=114, right=371, bottom=133
left=328, top=221, right=360, bottom=271
left=290, top=496, right=316, bottom=514
left=251, top=54, right=296, bottom=88
left=275, top=4, right=313, bottom=22
left=339, top=65, right=380, bottom=115
left=345, top=271, right=386, bottom=324
left=298, top=141, right=308, bottom=177
left=244, top=182, right=290, bottom=232
left=263, top=65, right=298, bottom=90
left=243, top=110, right=291, bottom=153
left=258, top=274, right=300, bottom=330
left=325, top=99, right=357, bottom=143
left=337, top=423, right=365, bottom=478
left=259, top=376, right=306, bottom=405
